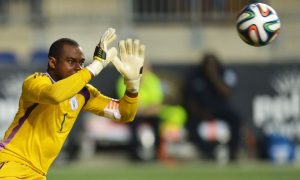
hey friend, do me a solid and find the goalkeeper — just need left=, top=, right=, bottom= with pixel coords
left=0, top=28, right=145, bottom=179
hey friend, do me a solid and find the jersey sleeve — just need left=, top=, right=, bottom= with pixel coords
left=83, top=84, right=138, bottom=123
left=22, top=68, right=92, bottom=104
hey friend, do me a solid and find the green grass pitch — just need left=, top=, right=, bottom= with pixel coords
left=47, top=160, right=300, bottom=180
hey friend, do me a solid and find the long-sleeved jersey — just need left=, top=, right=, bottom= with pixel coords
left=0, top=68, right=138, bottom=175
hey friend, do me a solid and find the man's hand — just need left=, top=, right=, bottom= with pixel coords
left=111, top=39, right=145, bottom=94
left=87, top=28, right=118, bottom=76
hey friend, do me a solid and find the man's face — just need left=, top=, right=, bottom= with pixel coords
left=53, top=44, right=85, bottom=81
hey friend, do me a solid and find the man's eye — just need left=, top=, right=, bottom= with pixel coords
left=68, top=60, right=75, bottom=64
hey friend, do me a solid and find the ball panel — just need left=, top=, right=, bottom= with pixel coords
left=236, top=12, right=255, bottom=24
left=257, top=3, right=271, bottom=17
left=264, top=22, right=280, bottom=32
left=249, top=25, right=259, bottom=44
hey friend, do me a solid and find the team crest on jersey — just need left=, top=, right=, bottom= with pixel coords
left=70, top=96, right=78, bottom=110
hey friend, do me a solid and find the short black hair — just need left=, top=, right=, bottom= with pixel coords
left=48, top=38, right=79, bottom=60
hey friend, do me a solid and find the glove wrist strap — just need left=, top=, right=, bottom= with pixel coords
left=125, top=78, right=140, bottom=94
left=94, top=45, right=107, bottom=60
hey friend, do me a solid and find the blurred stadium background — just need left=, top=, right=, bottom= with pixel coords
left=1, top=0, right=300, bottom=179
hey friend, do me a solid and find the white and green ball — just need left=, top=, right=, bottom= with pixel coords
left=236, top=3, right=281, bottom=47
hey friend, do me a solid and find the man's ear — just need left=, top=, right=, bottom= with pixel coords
left=48, top=57, right=56, bottom=69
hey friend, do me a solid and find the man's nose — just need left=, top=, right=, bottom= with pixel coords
left=75, top=62, right=83, bottom=71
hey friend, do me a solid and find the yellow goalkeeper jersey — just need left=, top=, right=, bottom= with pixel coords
left=0, top=68, right=138, bottom=175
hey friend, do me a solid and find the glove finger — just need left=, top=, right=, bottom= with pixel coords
left=99, top=30, right=109, bottom=51
left=106, top=33, right=117, bottom=46
left=111, top=56, right=124, bottom=75
left=139, top=44, right=146, bottom=59
left=104, top=28, right=114, bottom=40
left=133, top=39, right=140, bottom=56
left=125, top=38, right=133, bottom=55
left=119, top=40, right=126, bottom=60
left=107, top=28, right=115, bottom=37
left=107, top=47, right=118, bottom=60
left=100, top=28, right=116, bottom=46
left=100, top=29, right=110, bottom=44
left=106, top=28, right=117, bottom=45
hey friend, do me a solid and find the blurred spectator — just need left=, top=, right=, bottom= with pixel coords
left=0, top=0, right=9, bottom=24
left=183, top=53, right=242, bottom=162
left=116, top=62, right=164, bottom=161
left=158, top=104, right=187, bottom=161
left=29, top=0, right=44, bottom=26
left=0, top=0, right=44, bottom=25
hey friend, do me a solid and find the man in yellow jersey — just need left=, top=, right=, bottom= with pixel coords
left=0, top=28, right=145, bottom=179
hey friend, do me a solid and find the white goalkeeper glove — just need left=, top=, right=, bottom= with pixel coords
left=111, top=39, right=145, bottom=94
left=86, top=28, right=117, bottom=76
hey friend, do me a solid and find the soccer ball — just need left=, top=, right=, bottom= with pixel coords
left=236, top=3, right=281, bottom=47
